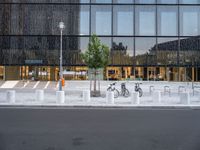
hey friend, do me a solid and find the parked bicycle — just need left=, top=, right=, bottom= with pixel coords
left=134, top=83, right=143, bottom=97
left=120, top=83, right=129, bottom=97
left=107, top=82, right=129, bottom=98
left=107, top=82, right=119, bottom=98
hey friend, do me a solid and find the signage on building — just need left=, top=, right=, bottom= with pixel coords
left=25, top=60, right=43, bottom=64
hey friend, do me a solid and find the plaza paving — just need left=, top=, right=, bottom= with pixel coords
left=0, top=80, right=200, bottom=107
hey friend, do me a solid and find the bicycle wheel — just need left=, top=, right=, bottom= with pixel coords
left=122, top=89, right=130, bottom=97
left=138, top=88, right=143, bottom=97
left=113, top=89, right=119, bottom=98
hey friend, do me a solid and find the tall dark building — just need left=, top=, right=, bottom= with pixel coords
left=0, top=0, right=200, bottom=81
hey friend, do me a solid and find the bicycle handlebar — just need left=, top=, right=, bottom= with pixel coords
left=110, top=82, right=117, bottom=86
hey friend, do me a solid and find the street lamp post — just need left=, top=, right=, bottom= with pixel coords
left=58, top=21, right=65, bottom=91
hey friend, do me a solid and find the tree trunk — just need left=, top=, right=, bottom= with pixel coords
left=94, top=68, right=96, bottom=93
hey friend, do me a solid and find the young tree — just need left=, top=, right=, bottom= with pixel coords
left=81, top=34, right=109, bottom=97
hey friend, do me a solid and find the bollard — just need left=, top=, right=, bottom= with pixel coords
left=82, top=90, right=90, bottom=103
left=180, top=92, right=190, bottom=105
left=106, top=91, right=114, bottom=104
left=56, top=91, right=65, bottom=104
left=152, top=91, right=161, bottom=103
left=131, top=92, right=139, bottom=105
left=164, top=86, right=170, bottom=96
left=35, top=90, right=44, bottom=101
left=7, top=90, right=15, bottom=103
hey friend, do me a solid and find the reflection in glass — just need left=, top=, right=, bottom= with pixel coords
left=113, top=6, right=133, bottom=35
left=180, top=37, right=200, bottom=65
left=91, top=0, right=112, bottom=3
left=157, top=6, right=178, bottom=36
left=157, top=0, right=177, bottom=4
left=113, top=0, right=133, bottom=3
left=80, top=0, right=90, bottom=3
left=157, top=38, right=178, bottom=65
left=80, top=6, right=89, bottom=35
left=98, top=37, right=111, bottom=49
left=180, top=0, right=200, bottom=4
left=135, top=38, right=156, bottom=65
left=135, top=6, right=156, bottom=36
left=112, top=37, right=134, bottom=65
left=180, top=6, right=200, bottom=36
left=91, top=6, right=111, bottom=35
left=135, top=0, right=155, bottom=4
left=80, top=37, right=89, bottom=53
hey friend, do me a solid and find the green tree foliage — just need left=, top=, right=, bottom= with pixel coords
left=81, top=34, right=109, bottom=96
left=81, top=34, right=109, bottom=69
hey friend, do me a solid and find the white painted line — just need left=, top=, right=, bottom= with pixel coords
left=0, top=81, right=19, bottom=88
left=44, top=81, right=50, bottom=89
left=22, top=80, right=29, bottom=88
left=55, top=82, right=59, bottom=89
left=33, top=81, right=40, bottom=89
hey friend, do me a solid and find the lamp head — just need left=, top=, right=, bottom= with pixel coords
left=59, top=22, right=65, bottom=30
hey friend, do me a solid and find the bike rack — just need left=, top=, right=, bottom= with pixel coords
left=149, top=86, right=155, bottom=95
left=164, top=86, right=171, bottom=96
left=192, top=86, right=200, bottom=96
left=178, top=86, right=186, bottom=94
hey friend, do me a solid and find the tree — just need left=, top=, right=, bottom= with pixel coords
left=81, top=34, right=109, bottom=97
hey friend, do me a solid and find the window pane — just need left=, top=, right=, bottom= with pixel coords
left=113, top=6, right=133, bottom=35
left=157, top=6, right=178, bottom=36
left=11, top=5, right=20, bottom=35
left=80, top=0, right=90, bottom=3
left=136, top=6, right=156, bottom=36
left=91, top=0, right=112, bottom=3
left=180, top=37, right=200, bottom=65
left=52, top=5, right=80, bottom=35
left=180, top=0, right=200, bottom=4
left=157, top=38, right=178, bottom=65
left=24, top=5, right=47, bottom=35
left=135, top=0, right=155, bottom=4
left=8, top=0, right=90, bottom=3
left=113, top=0, right=133, bottom=3
left=180, top=6, right=200, bottom=36
left=80, top=37, right=89, bottom=52
left=13, top=0, right=53, bottom=3
left=91, top=6, right=112, bottom=35
left=112, top=37, right=133, bottom=65
left=98, top=37, right=111, bottom=49
left=157, top=0, right=177, bottom=4
left=80, top=6, right=89, bottom=35
left=135, top=38, right=156, bottom=65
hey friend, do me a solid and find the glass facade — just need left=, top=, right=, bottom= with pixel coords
left=0, top=1, right=200, bottom=81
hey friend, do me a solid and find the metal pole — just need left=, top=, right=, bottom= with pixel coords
left=59, top=29, right=63, bottom=91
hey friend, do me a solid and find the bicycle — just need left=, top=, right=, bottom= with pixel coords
left=120, top=83, right=129, bottom=97
left=134, top=83, right=143, bottom=97
left=107, top=82, right=130, bottom=98
left=107, top=82, right=119, bottom=98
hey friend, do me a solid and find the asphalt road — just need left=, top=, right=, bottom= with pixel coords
left=0, top=107, right=200, bottom=150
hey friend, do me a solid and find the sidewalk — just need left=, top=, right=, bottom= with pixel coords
left=0, top=80, right=200, bottom=108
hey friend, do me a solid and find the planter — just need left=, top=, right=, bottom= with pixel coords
left=91, top=90, right=101, bottom=97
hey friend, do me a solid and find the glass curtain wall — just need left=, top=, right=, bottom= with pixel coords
left=0, top=1, right=200, bottom=81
